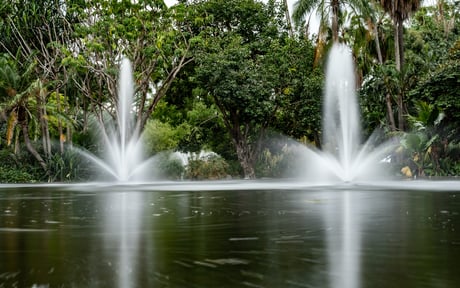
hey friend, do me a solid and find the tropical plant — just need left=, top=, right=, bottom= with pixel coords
left=360, top=61, right=399, bottom=132
left=0, top=0, right=76, bottom=153
left=47, top=149, right=94, bottom=182
left=343, top=3, right=394, bottom=84
left=399, top=101, right=447, bottom=176
left=380, top=0, right=422, bottom=71
left=0, top=55, right=49, bottom=173
left=379, top=0, right=422, bottom=131
left=361, top=1, right=459, bottom=134
left=404, top=39, right=460, bottom=176
left=292, top=0, right=373, bottom=66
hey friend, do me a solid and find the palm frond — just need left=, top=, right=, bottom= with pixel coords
left=292, top=0, right=320, bottom=25
left=6, top=109, right=17, bottom=146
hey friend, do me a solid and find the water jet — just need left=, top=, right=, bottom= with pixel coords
left=78, top=58, right=154, bottom=182
left=295, top=44, right=396, bottom=183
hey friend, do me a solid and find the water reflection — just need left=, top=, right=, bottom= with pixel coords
left=323, top=191, right=361, bottom=288
left=103, top=192, right=144, bottom=288
left=1, top=185, right=460, bottom=287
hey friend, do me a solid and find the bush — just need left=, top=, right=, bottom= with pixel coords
left=185, top=154, right=229, bottom=180
left=47, top=149, right=94, bottom=182
left=154, top=152, right=186, bottom=180
left=0, top=150, right=37, bottom=183
left=0, top=166, right=36, bottom=183
left=143, top=120, right=189, bottom=154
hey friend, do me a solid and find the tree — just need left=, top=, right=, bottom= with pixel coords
left=292, top=0, right=372, bottom=68
left=194, top=35, right=274, bottom=179
left=282, top=0, right=295, bottom=37
left=62, top=0, right=193, bottom=135
left=343, top=2, right=392, bottom=82
left=271, top=38, right=323, bottom=147
left=191, top=0, right=299, bottom=179
left=379, top=0, right=421, bottom=130
left=0, top=0, right=78, bottom=174
left=158, top=39, right=241, bottom=172
left=380, top=0, right=421, bottom=71
left=410, top=40, right=460, bottom=140
left=0, top=55, right=48, bottom=172
left=359, top=1, right=458, bottom=129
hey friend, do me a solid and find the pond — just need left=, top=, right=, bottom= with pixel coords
left=1, top=180, right=459, bottom=287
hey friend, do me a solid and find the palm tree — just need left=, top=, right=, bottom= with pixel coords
left=293, top=0, right=372, bottom=42
left=380, top=0, right=421, bottom=130
left=292, top=0, right=372, bottom=67
left=0, top=56, right=49, bottom=173
left=282, top=0, right=294, bottom=36
left=380, top=0, right=421, bottom=71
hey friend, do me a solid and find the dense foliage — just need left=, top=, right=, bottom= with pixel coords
left=0, top=0, right=458, bottom=182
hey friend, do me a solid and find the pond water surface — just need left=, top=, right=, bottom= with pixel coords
left=0, top=181, right=459, bottom=288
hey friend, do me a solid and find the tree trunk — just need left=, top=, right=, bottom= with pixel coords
left=41, top=100, right=52, bottom=158
left=21, top=120, right=48, bottom=174
left=395, top=18, right=406, bottom=130
left=283, top=0, right=294, bottom=37
left=386, top=93, right=397, bottom=131
left=397, top=19, right=405, bottom=71
left=373, top=21, right=383, bottom=64
left=235, top=140, right=256, bottom=179
left=14, top=128, right=20, bottom=155
left=314, top=131, right=322, bottom=149
left=36, top=82, right=51, bottom=158
left=331, top=0, right=339, bottom=42
left=397, top=90, right=405, bottom=130
left=56, top=88, right=64, bottom=154
left=394, top=20, right=401, bottom=71
left=372, top=15, right=393, bottom=130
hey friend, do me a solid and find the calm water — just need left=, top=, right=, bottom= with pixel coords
left=0, top=181, right=459, bottom=288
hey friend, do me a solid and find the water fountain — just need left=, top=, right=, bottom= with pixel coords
left=296, top=44, right=396, bottom=183
left=77, top=45, right=393, bottom=184
left=72, top=59, right=152, bottom=287
left=78, top=58, right=152, bottom=182
left=294, top=44, right=392, bottom=288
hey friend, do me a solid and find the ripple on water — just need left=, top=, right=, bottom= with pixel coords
left=0, top=228, right=55, bottom=232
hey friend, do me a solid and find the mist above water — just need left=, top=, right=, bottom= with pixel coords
left=293, top=44, right=396, bottom=183
left=78, top=46, right=396, bottom=184
left=78, top=58, right=155, bottom=182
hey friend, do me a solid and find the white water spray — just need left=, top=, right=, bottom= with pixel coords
left=296, top=44, right=396, bottom=182
left=78, top=58, right=155, bottom=182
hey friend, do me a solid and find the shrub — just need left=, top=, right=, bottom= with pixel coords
left=154, top=152, right=186, bottom=180
left=185, top=154, right=229, bottom=180
left=256, top=142, right=300, bottom=178
left=143, top=120, right=189, bottom=154
left=47, top=149, right=94, bottom=182
left=0, top=150, right=37, bottom=183
left=0, top=166, right=36, bottom=183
